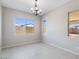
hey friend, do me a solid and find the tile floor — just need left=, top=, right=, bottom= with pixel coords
left=1, top=43, right=79, bottom=59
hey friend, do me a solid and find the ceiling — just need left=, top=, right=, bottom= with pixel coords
left=1, top=0, right=72, bottom=16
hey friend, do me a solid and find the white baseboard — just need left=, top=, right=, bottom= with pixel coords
left=43, top=41, right=79, bottom=56
left=2, top=40, right=41, bottom=49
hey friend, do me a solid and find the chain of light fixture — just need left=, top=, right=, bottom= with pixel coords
left=31, top=0, right=42, bottom=15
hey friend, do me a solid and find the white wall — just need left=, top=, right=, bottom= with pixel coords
left=42, top=0, right=79, bottom=55
left=0, top=4, right=2, bottom=52
left=2, top=7, right=41, bottom=48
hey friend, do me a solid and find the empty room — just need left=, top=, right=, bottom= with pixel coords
left=0, top=0, right=79, bottom=59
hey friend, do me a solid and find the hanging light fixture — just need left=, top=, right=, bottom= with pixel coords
left=31, top=0, right=42, bottom=16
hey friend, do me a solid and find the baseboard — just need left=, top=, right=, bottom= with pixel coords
left=2, top=40, right=41, bottom=49
left=43, top=41, right=79, bottom=56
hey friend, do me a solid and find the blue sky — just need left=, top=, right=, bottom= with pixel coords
left=16, top=18, right=34, bottom=25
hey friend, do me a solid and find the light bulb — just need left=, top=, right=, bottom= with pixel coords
left=31, top=8, right=34, bottom=11
left=35, top=7, right=38, bottom=10
left=37, top=11, right=40, bottom=14
left=33, top=10, right=35, bottom=13
left=39, top=9, right=42, bottom=12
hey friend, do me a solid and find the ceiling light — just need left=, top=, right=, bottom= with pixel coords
left=31, top=0, right=42, bottom=16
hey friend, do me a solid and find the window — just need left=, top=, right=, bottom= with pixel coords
left=16, top=17, right=34, bottom=34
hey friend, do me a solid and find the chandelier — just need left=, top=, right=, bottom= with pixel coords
left=31, top=0, right=42, bottom=16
